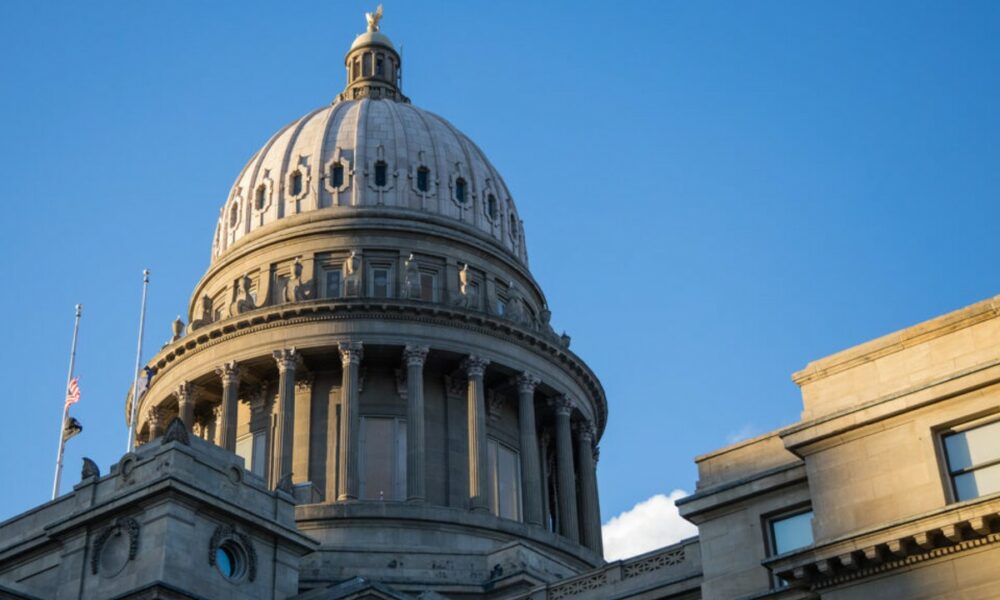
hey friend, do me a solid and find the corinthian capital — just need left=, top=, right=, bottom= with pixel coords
left=175, top=381, right=193, bottom=401
left=461, top=355, right=490, bottom=378
left=402, top=345, right=429, bottom=368
left=273, top=348, right=298, bottom=373
left=550, top=395, right=575, bottom=416
left=215, top=361, right=240, bottom=384
left=573, top=421, right=596, bottom=442
left=147, top=406, right=164, bottom=427
left=338, top=341, right=364, bottom=366
left=514, top=372, right=540, bottom=395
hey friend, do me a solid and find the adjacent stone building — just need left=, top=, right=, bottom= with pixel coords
left=0, top=9, right=998, bottom=600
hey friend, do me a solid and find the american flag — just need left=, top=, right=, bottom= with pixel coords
left=65, top=377, right=80, bottom=409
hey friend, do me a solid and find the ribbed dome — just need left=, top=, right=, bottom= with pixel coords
left=212, top=99, right=527, bottom=265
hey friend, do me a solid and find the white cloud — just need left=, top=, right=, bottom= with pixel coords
left=726, top=423, right=759, bottom=445
left=601, top=490, right=698, bottom=561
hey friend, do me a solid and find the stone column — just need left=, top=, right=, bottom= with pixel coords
left=463, top=355, right=490, bottom=512
left=515, top=372, right=544, bottom=526
left=148, top=406, right=164, bottom=439
left=272, top=348, right=297, bottom=488
left=215, top=361, right=240, bottom=451
left=337, top=341, right=364, bottom=501
left=403, top=345, right=429, bottom=503
left=292, top=375, right=313, bottom=485
left=175, top=382, right=194, bottom=428
left=553, top=396, right=580, bottom=542
left=575, top=422, right=602, bottom=554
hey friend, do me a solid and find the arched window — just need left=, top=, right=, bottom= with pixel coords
left=352, top=59, right=360, bottom=81
left=331, top=162, right=345, bottom=188
left=416, top=166, right=430, bottom=192
left=376, top=55, right=384, bottom=77
left=290, top=170, right=303, bottom=196
left=254, top=185, right=266, bottom=210
left=455, top=177, right=467, bottom=204
left=374, top=161, right=388, bottom=187
left=487, top=194, right=498, bottom=219
left=229, top=201, right=239, bottom=227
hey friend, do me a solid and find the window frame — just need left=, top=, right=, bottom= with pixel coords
left=487, top=437, right=522, bottom=521
left=358, top=415, right=407, bottom=501
left=939, top=414, right=1000, bottom=503
left=763, top=505, right=814, bottom=589
left=367, top=262, right=395, bottom=299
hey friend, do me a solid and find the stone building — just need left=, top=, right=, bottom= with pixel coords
left=1, top=9, right=998, bottom=600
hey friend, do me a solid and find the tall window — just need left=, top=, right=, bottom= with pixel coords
left=371, top=266, right=392, bottom=298
left=325, top=270, right=342, bottom=299
left=235, top=432, right=267, bottom=479
left=454, top=177, right=467, bottom=203
left=487, top=194, right=498, bottom=219
left=374, top=161, right=388, bottom=187
left=376, top=55, right=384, bottom=76
left=360, top=417, right=406, bottom=501
left=229, top=202, right=239, bottom=227
left=255, top=185, right=267, bottom=210
left=416, top=166, right=430, bottom=192
left=420, top=272, right=436, bottom=302
left=331, top=162, right=345, bottom=188
left=487, top=439, right=521, bottom=520
left=290, top=170, right=303, bottom=196
left=943, top=419, right=1000, bottom=501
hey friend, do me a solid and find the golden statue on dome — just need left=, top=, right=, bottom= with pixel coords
left=366, top=4, right=383, bottom=32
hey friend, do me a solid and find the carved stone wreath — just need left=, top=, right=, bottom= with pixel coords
left=91, top=517, right=140, bottom=575
left=208, top=524, right=258, bottom=582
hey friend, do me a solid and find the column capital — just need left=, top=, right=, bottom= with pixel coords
left=338, top=341, right=364, bottom=366
left=514, top=371, right=540, bottom=394
left=215, top=361, right=240, bottom=384
left=573, top=421, right=596, bottom=442
left=295, top=372, right=314, bottom=392
left=147, top=405, right=163, bottom=427
left=273, top=348, right=298, bottom=373
left=175, top=381, right=193, bottom=401
left=550, top=395, right=575, bottom=416
left=461, top=355, right=490, bottom=378
left=402, top=345, right=429, bottom=368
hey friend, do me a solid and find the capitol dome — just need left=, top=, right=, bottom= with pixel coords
left=213, top=31, right=526, bottom=266
left=134, top=10, right=608, bottom=596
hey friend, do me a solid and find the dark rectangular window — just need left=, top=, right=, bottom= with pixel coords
left=325, top=271, right=342, bottom=299
left=373, top=268, right=390, bottom=298
left=944, top=419, right=1000, bottom=501
left=420, top=272, right=435, bottom=301
left=417, top=167, right=429, bottom=192
left=331, top=163, right=345, bottom=188
left=375, top=161, right=388, bottom=187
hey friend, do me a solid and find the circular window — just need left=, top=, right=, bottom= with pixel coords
left=214, top=540, right=247, bottom=581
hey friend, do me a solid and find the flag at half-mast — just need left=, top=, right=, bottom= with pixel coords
left=65, top=377, right=80, bottom=409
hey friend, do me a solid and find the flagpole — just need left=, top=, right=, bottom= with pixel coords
left=51, top=304, right=82, bottom=500
left=127, top=270, right=150, bottom=453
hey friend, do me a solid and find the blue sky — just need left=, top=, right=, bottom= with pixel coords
left=1, top=1, right=998, bottom=542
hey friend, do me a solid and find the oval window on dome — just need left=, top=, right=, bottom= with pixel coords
left=229, top=201, right=239, bottom=227
left=254, top=185, right=267, bottom=210
left=455, top=178, right=468, bottom=204
left=487, top=194, right=498, bottom=219
left=374, top=161, right=388, bottom=188
left=416, top=167, right=430, bottom=193
left=331, top=162, right=345, bottom=188
left=290, top=171, right=303, bottom=196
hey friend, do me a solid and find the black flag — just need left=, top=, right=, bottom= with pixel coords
left=62, top=416, right=82, bottom=442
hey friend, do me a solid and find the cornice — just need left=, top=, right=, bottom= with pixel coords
left=141, top=299, right=608, bottom=437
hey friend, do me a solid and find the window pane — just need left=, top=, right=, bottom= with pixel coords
left=420, top=273, right=435, bottom=301
left=417, top=167, right=429, bottom=192
left=771, top=511, right=813, bottom=556
left=326, top=271, right=342, bottom=298
left=361, top=417, right=394, bottom=500
left=252, top=433, right=267, bottom=478
left=291, top=171, right=303, bottom=196
left=375, top=162, right=387, bottom=187
left=332, top=163, right=344, bottom=188
left=945, top=420, right=1000, bottom=473
left=235, top=435, right=252, bottom=470
left=487, top=439, right=499, bottom=516
left=498, top=444, right=521, bottom=520
left=954, top=463, right=1000, bottom=501
left=373, top=268, right=389, bottom=298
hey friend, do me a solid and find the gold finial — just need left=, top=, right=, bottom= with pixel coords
left=366, top=4, right=384, bottom=32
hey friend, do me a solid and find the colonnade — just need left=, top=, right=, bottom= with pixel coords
left=143, top=342, right=603, bottom=554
